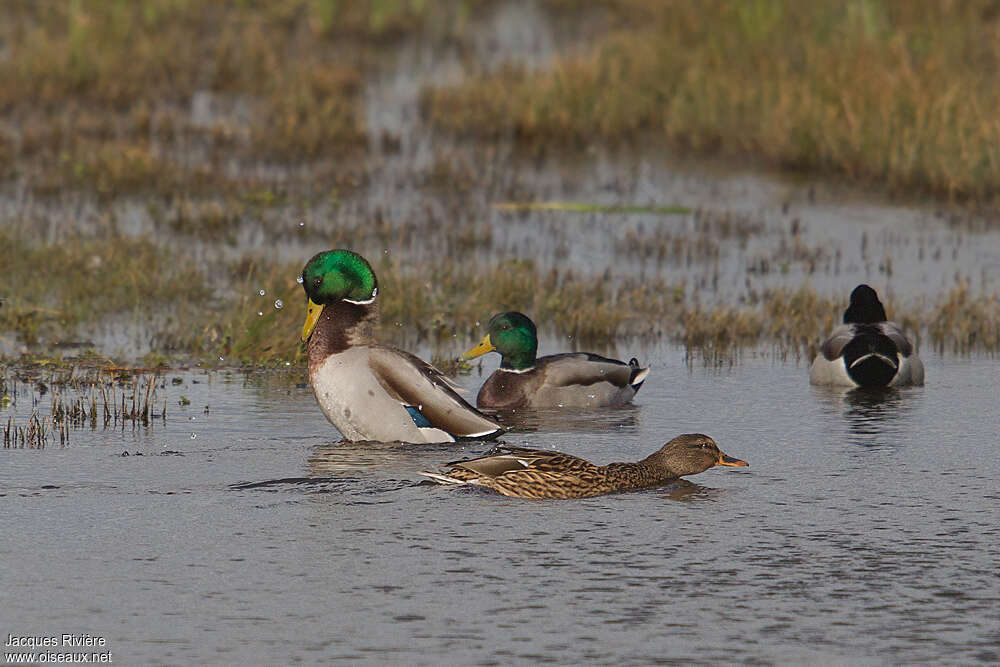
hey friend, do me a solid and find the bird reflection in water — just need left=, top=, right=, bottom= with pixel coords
left=308, top=440, right=487, bottom=475
left=655, top=479, right=723, bottom=502
left=813, top=384, right=913, bottom=449
left=489, top=404, right=641, bottom=435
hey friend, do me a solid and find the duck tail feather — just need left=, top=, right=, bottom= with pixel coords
left=630, top=366, right=651, bottom=389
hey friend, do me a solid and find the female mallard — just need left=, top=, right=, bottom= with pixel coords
left=419, top=433, right=748, bottom=499
left=809, top=284, right=924, bottom=387
left=300, top=249, right=503, bottom=443
left=460, top=311, right=650, bottom=409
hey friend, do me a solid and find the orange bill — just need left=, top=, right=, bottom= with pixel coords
left=716, top=452, right=748, bottom=467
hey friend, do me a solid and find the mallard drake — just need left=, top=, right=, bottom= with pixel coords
left=300, top=249, right=503, bottom=443
left=460, top=311, right=650, bottom=409
left=810, top=284, right=924, bottom=387
left=419, top=433, right=748, bottom=499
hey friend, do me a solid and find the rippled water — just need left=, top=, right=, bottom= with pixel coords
left=3, top=5, right=1000, bottom=663
left=3, top=349, right=998, bottom=664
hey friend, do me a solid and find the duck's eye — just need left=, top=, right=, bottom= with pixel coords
left=314, top=277, right=322, bottom=287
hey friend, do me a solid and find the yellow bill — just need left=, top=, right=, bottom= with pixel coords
left=301, top=298, right=324, bottom=342
left=460, top=333, right=495, bottom=360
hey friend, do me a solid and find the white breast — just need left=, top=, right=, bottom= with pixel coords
left=309, top=349, right=453, bottom=443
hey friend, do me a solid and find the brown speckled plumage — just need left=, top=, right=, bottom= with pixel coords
left=421, top=434, right=748, bottom=499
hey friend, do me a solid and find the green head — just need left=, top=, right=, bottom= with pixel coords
left=461, top=311, right=538, bottom=370
left=301, top=249, right=378, bottom=305
left=300, top=250, right=378, bottom=342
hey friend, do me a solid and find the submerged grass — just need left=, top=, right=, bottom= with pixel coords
left=1, top=366, right=168, bottom=448
left=423, top=0, right=1000, bottom=202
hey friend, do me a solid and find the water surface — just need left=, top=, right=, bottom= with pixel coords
left=3, top=350, right=998, bottom=664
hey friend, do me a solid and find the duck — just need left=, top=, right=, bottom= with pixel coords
left=419, top=433, right=748, bottom=499
left=300, top=249, right=503, bottom=443
left=459, top=311, right=650, bottom=409
left=809, top=284, right=924, bottom=387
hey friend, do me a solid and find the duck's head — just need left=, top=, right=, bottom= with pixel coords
left=843, top=284, right=888, bottom=324
left=300, top=249, right=378, bottom=342
left=642, top=434, right=748, bottom=477
left=461, top=311, right=538, bottom=370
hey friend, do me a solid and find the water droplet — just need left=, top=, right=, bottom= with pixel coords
left=296, top=276, right=304, bottom=284
left=257, top=311, right=263, bottom=317
left=190, top=433, right=197, bottom=439
left=219, top=356, right=225, bottom=361
left=299, top=221, right=305, bottom=227
left=258, top=289, right=266, bottom=296
left=274, top=299, right=283, bottom=309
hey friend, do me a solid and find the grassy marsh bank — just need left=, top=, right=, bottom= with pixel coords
left=2, top=1, right=999, bottom=370
left=423, top=0, right=1000, bottom=202
left=1, top=0, right=483, bottom=196
left=3, top=227, right=998, bottom=368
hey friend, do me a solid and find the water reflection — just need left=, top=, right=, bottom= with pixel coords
left=654, top=479, right=723, bottom=502
left=307, top=440, right=485, bottom=475
left=489, top=404, right=641, bottom=434
left=812, top=384, right=914, bottom=449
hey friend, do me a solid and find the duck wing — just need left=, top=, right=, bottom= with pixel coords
left=367, top=346, right=503, bottom=439
left=821, top=322, right=914, bottom=360
left=536, top=353, right=646, bottom=388
left=819, top=324, right=857, bottom=360
left=445, top=446, right=595, bottom=478
left=879, top=321, right=914, bottom=356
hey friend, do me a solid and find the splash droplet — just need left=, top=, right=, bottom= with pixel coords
left=257, top=311, right=263, bottom=317
left=274, top=299, right=283, bottom=309
left=190, top=433, right=197, bottom=439
left=258, top=289, right=266, bottom=296
left=219, top=356, right=225, bottom=361
left=299, top=221, right=305, bottom=227
left=296, top=276, right=304, bottom=284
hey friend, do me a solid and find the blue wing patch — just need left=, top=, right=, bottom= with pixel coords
left=404, top=405, right=433, bottom=428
